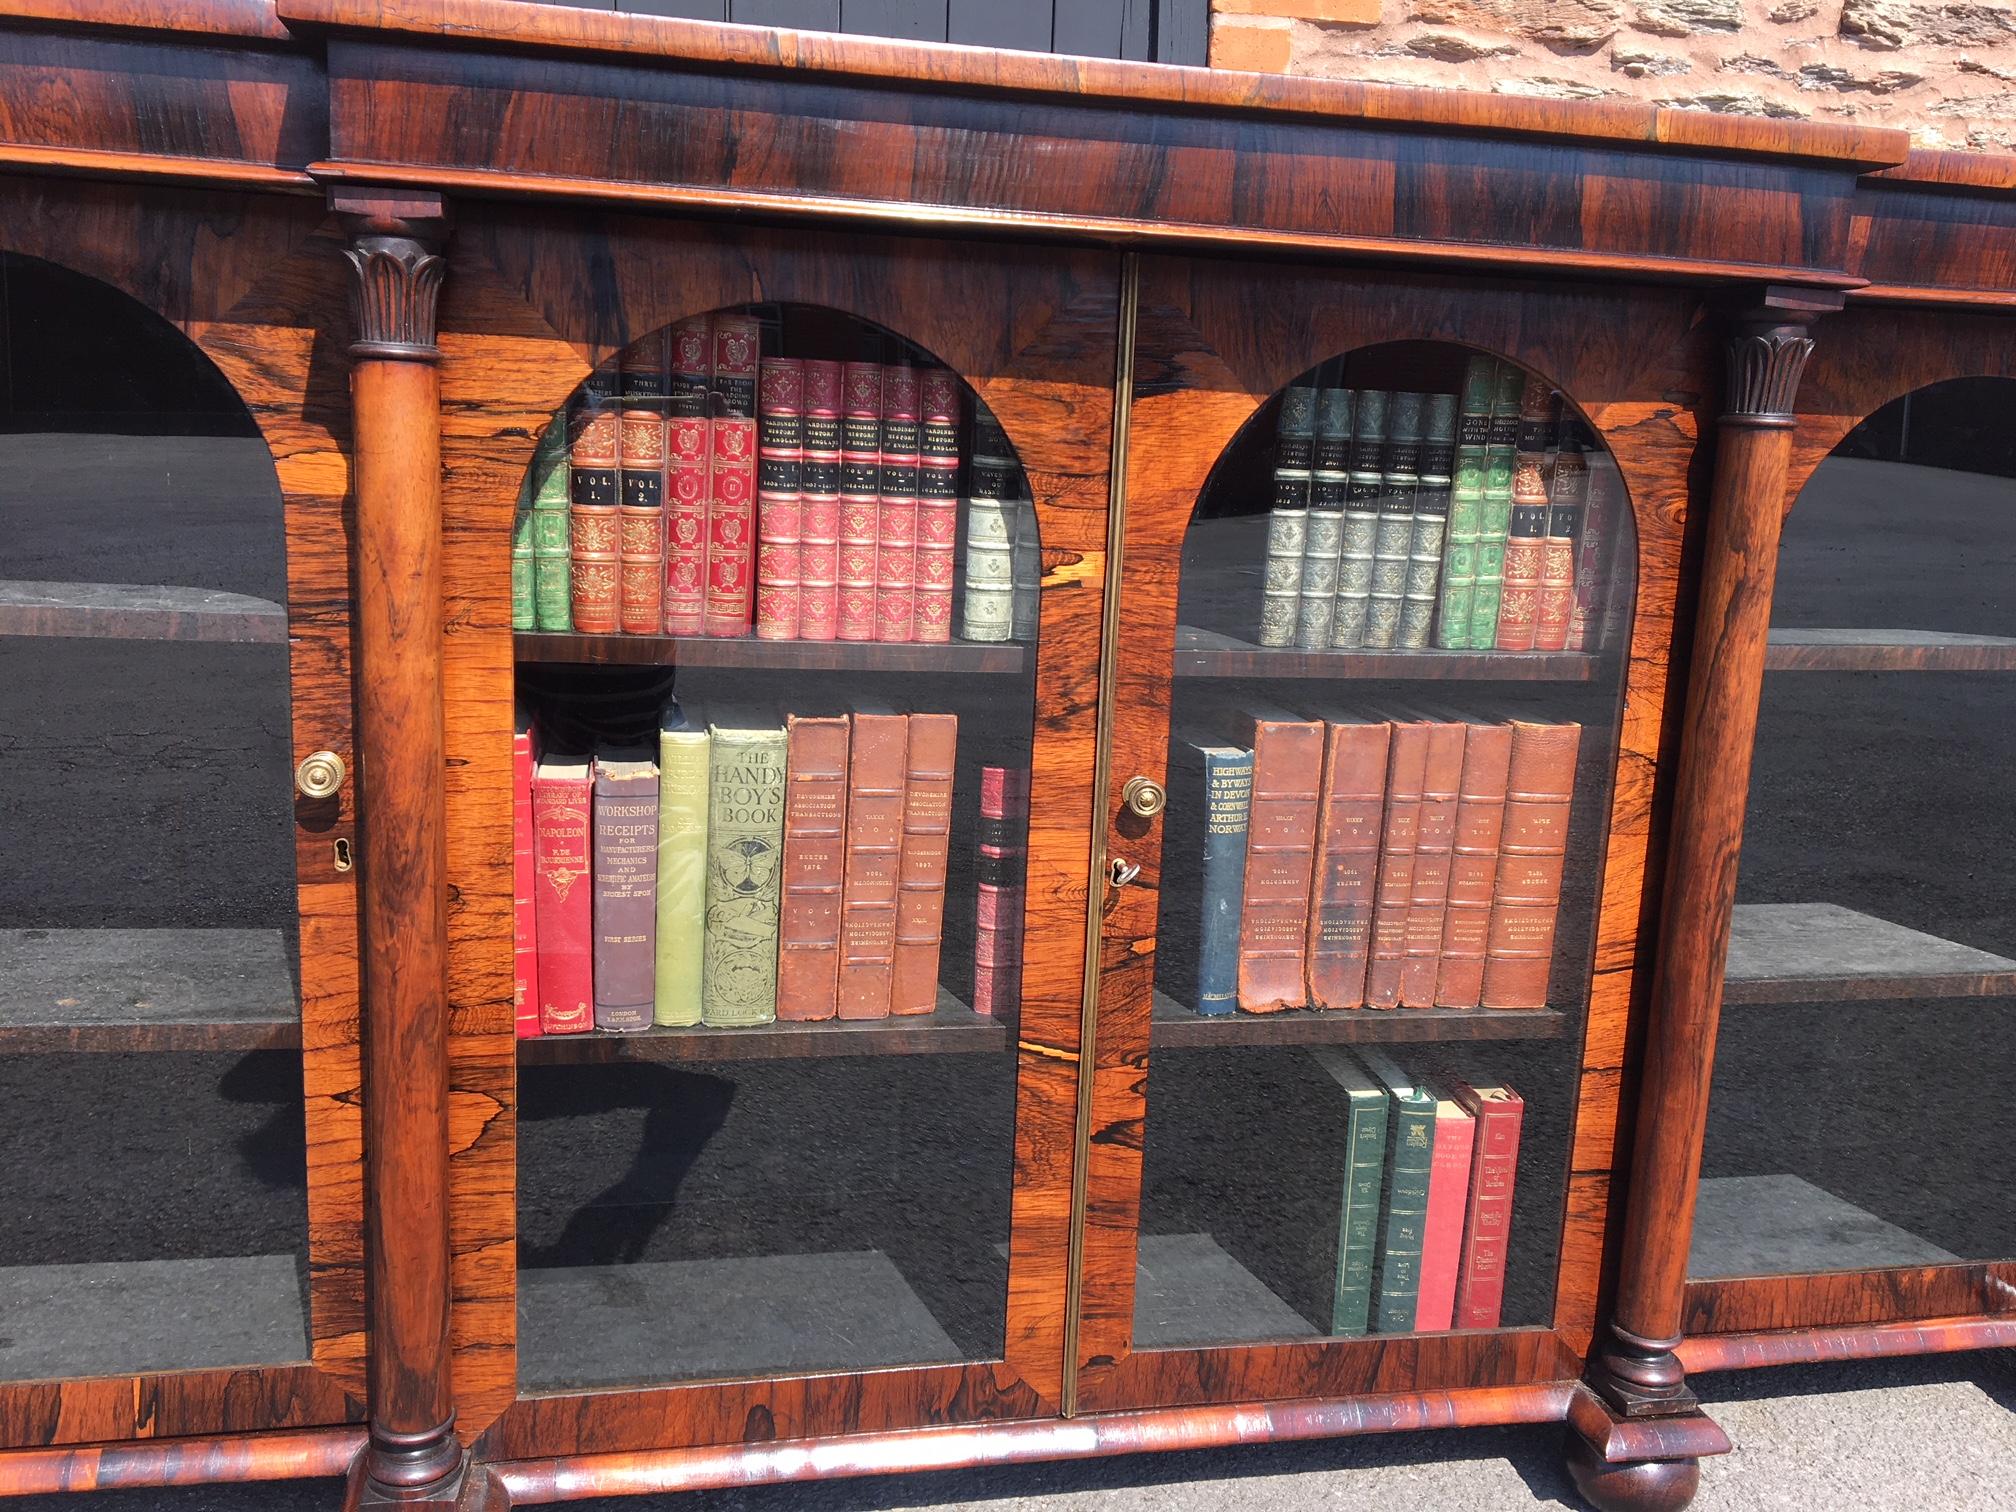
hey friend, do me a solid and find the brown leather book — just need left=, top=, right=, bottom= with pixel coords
left=1436, top=723, right=1515, bottom=1008
left=1304, top=717, right=1391, bottom=1010
left=776, top=712, right=850, bottom=1022
left=836, top=710, right=909, bottom=1020
left=1480, top=720, right=1583, bottom=1009
left=1400, top=721, right=1468, bottom=1007
left=1363, top=718, right=1431, bottom=1010
left=1235, top=708, right=1325, bottom=1012
left=892, top=712, right=959, bottom=1016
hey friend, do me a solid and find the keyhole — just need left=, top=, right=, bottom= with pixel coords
left=333, top=837, right=353, bottom=873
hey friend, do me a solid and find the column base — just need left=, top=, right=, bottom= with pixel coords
left=344, top=1431, right=507, bottom=1511
left=1563, top=1384, right=1728, bottom=1512
left=1589, top=1324, right=1698, bottom=1418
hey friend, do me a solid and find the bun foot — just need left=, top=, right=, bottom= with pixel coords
left=1565, top=1425, right=1703, bottom=1512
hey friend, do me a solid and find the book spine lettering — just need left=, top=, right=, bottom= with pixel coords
left=1261, top=385, right=1315, bottom=647
left=593, top=760, right=658, bottom=1030
left=1305, top=721, right=1390, bottom=1010
left=1196, top=748, right=1254, bottom=1015
left=617, top=407, right=666, bottom=635
left=700, top=726, right=786, bottom=1026
left=1480, top=721, right=1582, bottom=1009
left=1374, top=1094, right=1437, bottom=1332
left=1414, top=1103, right=1477, bottom=1332
left=838, top=361, right=883, bottom=643
left=512, top=728, right=541, bottom=1038
left=568, top=399, right=620, bottom=634
left=837, top=711, right=908, bottom=1019
left=892, top=712, right=957, bottom=1015
left=532, top=766, right=593, bottom=1034
left=800, top=360, right=844, bottom=642
left=1236, top=716, right=1325, bottom=1012
left=1331, top=1089, right=1389, bottom=1336
left=756, top=357, right=805, bottom=642
left=663, top=415, right=710, bottom=635
left=1454, top=1089, right=1526, bottom=1329
left=777, top=714, right=850, bottom=1022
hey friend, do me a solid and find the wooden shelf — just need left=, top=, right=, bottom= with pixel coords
left=514, top=631, right=1027, bottom=673
left=0, top=928, right=298, bottom=1052
left=1765, top=628, right=2016, bottom=673
left=1172, top=626, right=1599, bottom=682
left=0, top=580, right=285, bottom=645
left=519, top=991, right=1009, bottom=1064
left=1724, top=903, right=2016, bottom=1005
left=1150, top=990, right=1569, bottom=1046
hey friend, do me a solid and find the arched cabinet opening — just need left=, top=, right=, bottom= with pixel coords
left=508, top=305, right=1040, bottom=1392
left=1135, top=343, right=1639, bottom=1350
left=1689, top=377, right=2016, bottom=1299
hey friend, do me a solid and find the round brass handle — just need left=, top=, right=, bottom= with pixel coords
left=1121, top=775, right=1167, bottom=819
left=296, top=750, right=347, bottom=800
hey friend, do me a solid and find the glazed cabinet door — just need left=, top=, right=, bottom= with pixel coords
left=0, top=184, right=365, bottom=1446
left=1072, top=256, right=1703, bottom=1413
left=441, top=208, right=1117, bottom=1459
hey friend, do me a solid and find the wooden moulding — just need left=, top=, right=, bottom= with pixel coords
left=0, top=1426, right=367, bottom=1500
left=512, top=632, right=1026, bottom=674
left=1681, top=1261, right=2016, bottom=1338
left=1678, top=1314, right=2016, bottom=1374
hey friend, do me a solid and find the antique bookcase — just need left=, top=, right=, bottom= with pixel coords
left=0, top=4, right=2009, bottom=1512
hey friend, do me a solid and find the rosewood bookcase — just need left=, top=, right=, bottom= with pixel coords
left=0, top=3, right=2009, bottom=1510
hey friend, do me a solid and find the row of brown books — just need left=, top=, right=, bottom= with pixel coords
left=511, top=704, right=1030, bottom=1035
left=1165, top=711, right=1582, bottom=1016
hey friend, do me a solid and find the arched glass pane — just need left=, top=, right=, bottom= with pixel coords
left=510, top=305, right=1038, bottom=1389
left=1138, top=343, right=1637, bottom=1345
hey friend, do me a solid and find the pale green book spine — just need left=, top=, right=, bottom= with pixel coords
left=1437, top=355, right=1496, bottom=649
left=1321, top=1059, right=1391, bottom=1337
left=654, top=724, right=711, bottom=1027
left=1468, top=361, right=1526, bottom=649
left=700, top=722, right=787, bottom=1027
left=530, top=420, right=573, bottom=632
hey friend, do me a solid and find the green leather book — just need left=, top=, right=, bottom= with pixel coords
left=700, top=710, right=786, bottom=1027
left=1467, top=361, right=1526, bottom=649
left=1359, top=1048, right=1438, bottom=1333
left=653, top=706, right=710, bottom=1027
left=1312, top=1047, right=1390, bottom=1336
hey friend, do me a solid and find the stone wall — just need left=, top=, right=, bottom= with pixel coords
left=1210, top=0, right=2016, bottom=150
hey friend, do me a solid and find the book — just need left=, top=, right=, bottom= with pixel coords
left=512, top=713, right=541, bottom=1039
left=654, top=712, right=710, bottom=1027
left=1364, top=717, right=1429, bottom=1010
left=1295, top=384, right=1351, bottom=651
left=755, top=356, right=805, bottom=641
left=1163, top=738, right=1254, bottom=1016
left=756, top=488, right=802, bottom=641
left=664, top=412, right=711, bottom=635
left=1567, top=452, right=1620, bottom=653
left=1400, top=392, right=1457, bottom=650
left=962, top=485, right=1014, bottom=643
left=1360, top=1049, right=1438, bottom=1333
left=799, top=359, right=844, bottom=641
left=893, top=711, right=958, bottom=1015
left=1312, top=1047, right=1390, bottom=1337
left=529, top=420, right=572, bottom=633
left=1365, top=390, right=1423, bottom=650
left=511, top=504, right=535, bottom=631
left=1535, top=419, right=1590, bottom=653
left=776, top=711, right=850, bottom=1022
left=915, top=366, right=961, bottom=643
left=837, top=709, right=909, bottom=1019
left=709, top=314, right=759, bottom=419
left=1009, top=488, right=1041, bottom=643
left=568, top=387, right=620, bottom=635
left=1451, top=1079, right=1526, bottom=1329
left=1436, top=722, right=1514, bottom=1008
left=1235, top=707, right=1325, bottom=1012
left=1304, top=716, right=1390, bottom=1011
left=973, top=764, right=1030, bottom=1020
left=699, top=713, right=786, bottom=1026
left=617, top=340, right=667, bottom=636
left=1466, top=362, right=1526, bottom=649
left=532, top=755, right=593, bottom=1035
left=592, top=750, right=658, bottom=1031
left=1495, top=381, right=1558, bottom=652
left=1258, top=382, right=1315, bottom=648
left=876, top=364, right=921, bottom=643
left=670, top=315, right=711, bottom=415
left=1435, top=357, right=1496, bottom=648
left=1330, top=388, right=1386, bottom=650
left=1414, top=1081, right=1478, bottom=1332
left=1480, top=720, right=1582, bottom=1009
left=703, top=416, right=757, bottom=637
left=837, top=360, right=882, bottom=642
left=1400, top=719, right=1467, bottom=1008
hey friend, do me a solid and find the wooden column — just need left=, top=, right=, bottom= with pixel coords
left=1569, top=287, right=1839, bottom=1512
left=336, top=189, right=486, bottom=1512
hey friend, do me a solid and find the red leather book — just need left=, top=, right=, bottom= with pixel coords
left=1533, top=422, right=1587, bottom=652
left=532, top=756, right=593, bottom=1035
left=568, top=396, right=620, bottom=634
left=837, top=710, right=908, bottom=1020
left=1413, top=1083, right=1478, bottom=1333
left=1480, top=720, right=1582, bottom=1009
left=1436, top=723, right=1514, bottom=1008
left=800, top=360, right=843, bottom=642
left=893, top=712, right=957, bottom=1016
left=914, top=496, right=957, bottom=643
left=592, top=752, right=658, bottom=1031
left=663, top=414, right=710, bottom=635
left=669, top=315, right=711, bottom=416
left=1304, top=717, right=1390, bottom=1011
left=702, top=416, right=756, bottom=637
left=1235, top=708, right=1325, bottom=1013
left=776, top=712, right=850, bottom=1022
left=1495, top=451, right=1549, bottom=653
left=1364, top=719, right=1430, bottom=1010
left=973, top=764, right=1030, bottom=1021
left=875, top=490, right=918, bottom=643
left=512, top=715, right=541, bottom=1039
left=755, top=357, right=805, bottom=641
left=709, top=313, right=759, bottom=419
left=755, top=490, right=802, bottom=641
left=619, top=342, right=668, bottom=641
left=1450, top=1079, right=1526, bottom=1329
left=838, top=361, right=883, bottom=642
left=1400, top=721, right=1467, bottom=1008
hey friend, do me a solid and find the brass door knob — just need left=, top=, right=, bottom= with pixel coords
left=1121, top=775, right=1166, bottom=819
left=296, top=750, right=347, bottom=799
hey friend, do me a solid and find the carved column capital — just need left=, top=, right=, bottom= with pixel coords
left=1715, top=286, right=1842, bottom=430
left=335, top=189, right=450, bottom=364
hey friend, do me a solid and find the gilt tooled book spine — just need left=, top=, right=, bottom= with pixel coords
left=1400, top=392, right=1457, bottom=650
left=700, top=718, right=786, bottom=1027
left=654, top=719, right=710, bottom=1028
left=1496, top=445, right=1552, bottom=653
left=1451, top=1080, right=1526, bottom=1330
left=1235, top=710, right=1325, bottom=1012
left=1296, top=385, right=1352, bottom=651
left=1365, top=391, right=1424, bottom=651
left=800, top=359, right=844, bottom=642
left=1360, top=1050, right=1437, bottom=1334
left=1480, top=720, right=1582, bottom=1009
left=1400, top=721, right=1467, bottom=1008
left=703, top=417, right=757, bottom=638
left=963, top=490, right=1014, bottom=644
left=838, top=361, right=883, bottom=643
left=1364, top=720, right=1430, bottom=1010
left=709, top=314, right=759, bottom=420
left=568, top=392, right=620, bottom=634
left=530, top=420, right=573, bottom=632
left=876, top=364, right=922, bottom=644
left=893, top=712, right=958, bottom=1015
left=777, top=712, right=850, bottom=1022
left=593, top=753, right=658, bottom=1031
left=1435, top=722, right=1513, bottom=1009
left=837, top=711, right=909, bottom=1020
left=512, top=719, right=541, bottom=1039
left=1466, top=363, right=1528, bottom=650
left=756, top=489, right=803, bottom=642
left=669, top=315, right=711, bottom=419
left=1567, top=454, right=1620, bottom=653
left=1305, top=719, right=1391, bottom=1011
left=617, top=406, right=667, bottom=636
left=1533, top=420, right=1588, bottom=652
left=916, top=367, right=960, bottom=643
left=1259, top=383, right=1315, bottom=648
left=1191, top=742, right=1254, bottom=1016
left=1436, top=357, right=1496, bottom=648
left=532, top=757, right=593, bottom=1035
left=1311, top=1047, right=1390, bottom=1337
left=512, top=505, right=536, bottom=631
left=756, top=357, right=806, bottom=642
left=1330, top=388, right=1387, bottom=650
left=1413, top=1085, right=1478, bottom=1333
left=973, top=764, right=1030, bottom=1021
left=663, top=414, right=711, bottom=636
